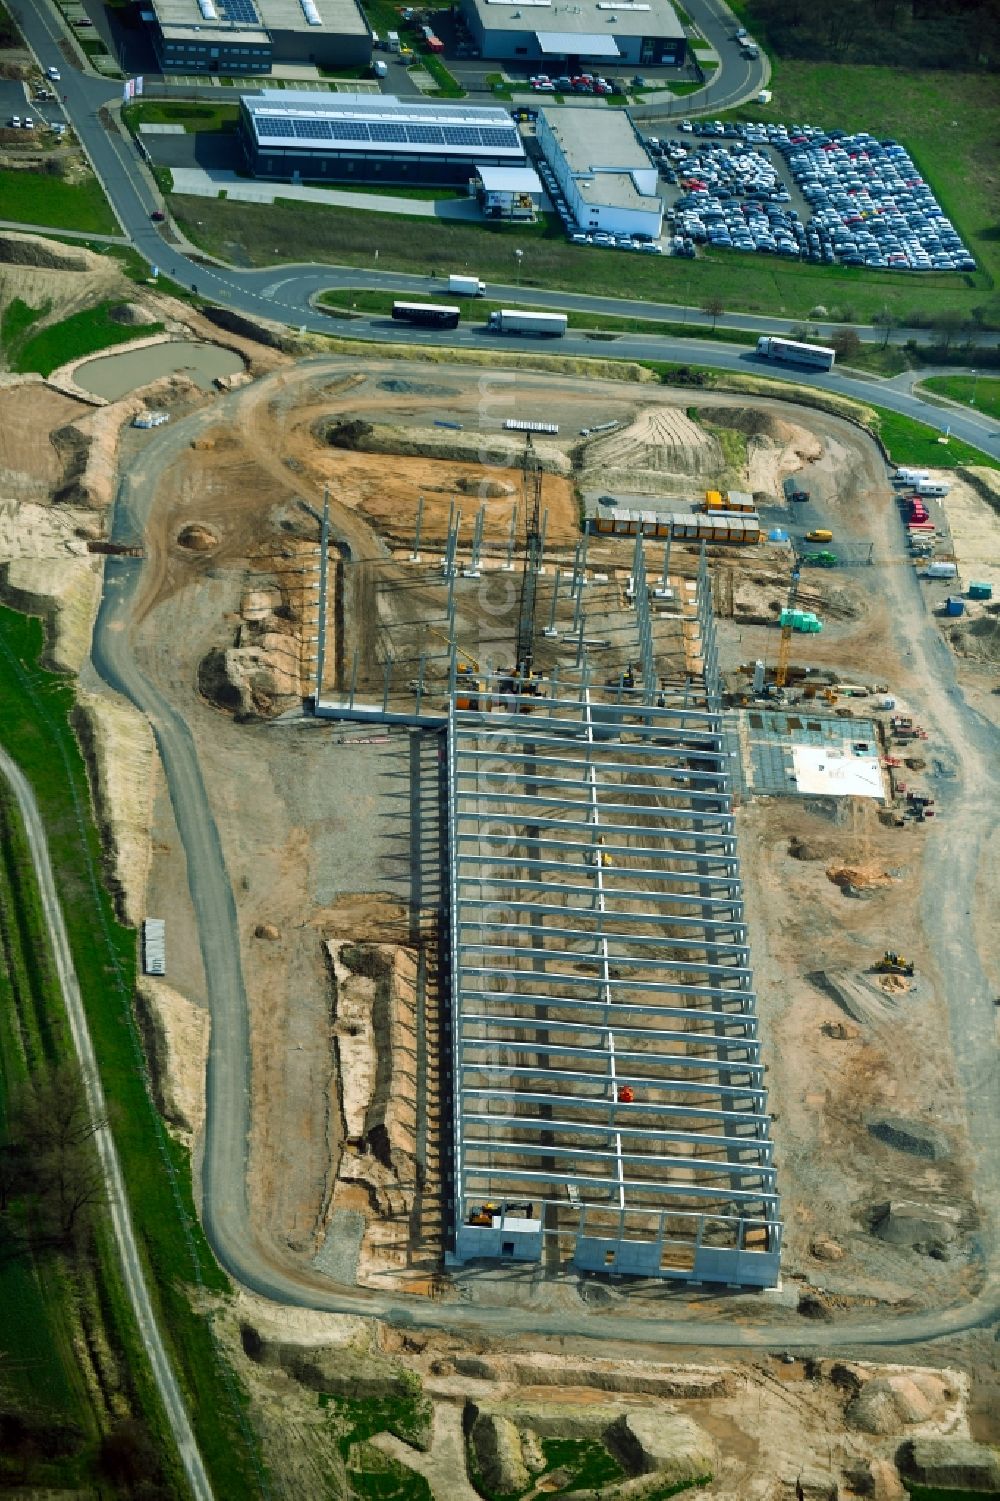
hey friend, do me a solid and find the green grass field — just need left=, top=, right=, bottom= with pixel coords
left=871, top=406, right=999, bottom=470
left=0, top=168, right=118, bottom=234
left=13, top=301, right=164, bottom=377
left=920, top=375, right=1000, bottom=422
left=123, top=100, right=240, bottom=133
left=0, top=607, right=267, bottom=1500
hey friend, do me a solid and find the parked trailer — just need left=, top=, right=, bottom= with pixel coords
left=448, top=274, right=485, bottom=296
left=142, top=917, right=166, bottom=976
left=487, top=309, right=567, bottom=337
left=391, top=301, right=460, bottom=329
left=756, top=335, right=835, bottom=371
left=894, top=468, right=930, bottom=485
left=913, top=479, right=951, bottom=498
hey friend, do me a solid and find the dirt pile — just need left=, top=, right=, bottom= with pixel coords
left=200, top=303, right=302, bottom=353
left=609, top=1410, right=717, bottom=1485
left=846, top=1372, right=957, bottom=1435
left=198, top=635, right=299, bottom=719
left=826, top=862, right=895, bottom=892
left=197, top=579, right=302, bottom=719
left=108, top=301, right=159, bottom=326
left=135, top=980, right=210, bottom=1142
left=72, top=689, right=157, bottom=925
left=450, top=1354, right=730, bottom=1399
left=579, top=406, right=723, bottom=495
left=177, top=522, right=219, bottom=551
left=867, top=1115, right=950, bottom=1161
left=323, top=416, right=571, bottom=475
left=52, top=399, right=143, bottom=508
left=896, top=1438, right=1000, bottom=1493
left=869, top=1199, right=961, bottom=1258
left=0, top=231, right=91, bottom=271
left=326, top=939, right=419, bottom=1211
left=1, top=554, right=101, bottom=672
left=0, top=499, right=91, bottom=558
left=949, top=612, right=1000, bottom=663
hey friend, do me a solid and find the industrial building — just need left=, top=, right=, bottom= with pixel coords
left=147, top=0, right=371, bottom=74
left=240, top=91, right=528, bottom=184
left=536, top=106, right=663, bottom=239
left=462, top=0, right=686, bottom=67
left=445, top=559, right=782, bottom=1287
left=476, top=164, right=544, bottom=219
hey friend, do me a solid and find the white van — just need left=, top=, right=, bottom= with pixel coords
left=387, top=29, right=400, bottom=50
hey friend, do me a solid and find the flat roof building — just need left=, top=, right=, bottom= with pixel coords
left=148, top=0, right=370, bottom=74
left=241, top=91, right=528, bottom=185
left=537, top=105, right=663, bottom=239
left=463, top=0, right=686, bottom=66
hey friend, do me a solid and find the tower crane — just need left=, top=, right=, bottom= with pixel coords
left=774, top=565, right=801, bottom=691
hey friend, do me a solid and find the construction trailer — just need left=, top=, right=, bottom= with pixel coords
left=591, top=509, right=760, bottom=545
left=446, top=600, right=781, bottom=1285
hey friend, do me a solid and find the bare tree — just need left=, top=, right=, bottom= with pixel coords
left=873, top=306, right=896, bottom=350
left=831, top=328, right=862, bottom=362
left=703, top=296, right=725, bottom=331
left=7, top=1062, right=106, bottom=1244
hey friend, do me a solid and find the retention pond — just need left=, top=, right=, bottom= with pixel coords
left=74, top=340, right=244, bottom=400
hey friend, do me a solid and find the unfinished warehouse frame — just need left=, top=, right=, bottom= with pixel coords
left=445, top=575, right=780, bottom=1285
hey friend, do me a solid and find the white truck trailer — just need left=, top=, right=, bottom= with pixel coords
left=448, top=273, right=485, bottom=296
left=488, top=309, right=567, bottom=337
left=756, top=335, right=835, bottom=371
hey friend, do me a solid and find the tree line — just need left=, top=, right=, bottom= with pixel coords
left=745, top=0, right=1000, bottom=71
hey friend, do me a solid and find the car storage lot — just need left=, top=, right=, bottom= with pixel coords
left=644, top=120, right=975, bottom=271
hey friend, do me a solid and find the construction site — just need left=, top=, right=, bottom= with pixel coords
left=3, top=231, right=1000, bottom=1499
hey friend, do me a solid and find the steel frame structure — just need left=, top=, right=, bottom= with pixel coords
left=446, top=676, right=781, bottom=1286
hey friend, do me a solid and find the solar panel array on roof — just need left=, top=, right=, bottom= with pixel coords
left=252, top=111, right=521, bottom=153
left=257, top=114, right=294, bottom=137
left=219, top=0, right=258, bottom=21
left=293, top=118, right=333, bottom=138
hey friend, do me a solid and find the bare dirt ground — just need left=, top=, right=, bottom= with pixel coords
left=107, top=356, right=987, bottom=1331
left=6, top=305, right=998, bottom=1494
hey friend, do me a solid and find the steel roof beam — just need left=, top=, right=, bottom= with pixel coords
left=459, top=1035, right=761, bottom=1075
left=460, top=1086, right=769, bottom=1130
left=458, top=1164, right=780, bottom=1208
left=458, top=989, right=756, bottom=1026
left=461, top=1110, right=771, bottom=1149
left=463, top=1061, right=766, bottom=1104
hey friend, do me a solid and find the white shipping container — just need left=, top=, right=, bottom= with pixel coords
left=923, top=561, right=957, bottom=579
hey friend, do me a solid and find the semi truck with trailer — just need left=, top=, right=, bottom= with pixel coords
left=488, top=309, right=567, bottom=337
left=391, top=301, right=460, bottom=329
left=756, top=336, right=835, bottom=371
left=448, top=274, right=486, bottom=296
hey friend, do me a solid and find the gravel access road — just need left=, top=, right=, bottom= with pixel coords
left=90, top=365, right=1000, bottom=1354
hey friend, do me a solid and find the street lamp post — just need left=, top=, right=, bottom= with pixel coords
left=514, top=247, right=523, bottom=284
left=969, top=369, right=978, bottom=407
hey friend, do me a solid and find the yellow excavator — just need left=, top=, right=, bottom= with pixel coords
left=874, top=951, right=914, bottom=976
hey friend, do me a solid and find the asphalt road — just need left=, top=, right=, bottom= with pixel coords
left=0, top=739, right=214, bottom=1501
left=9, top=0, right=1000, bottom=469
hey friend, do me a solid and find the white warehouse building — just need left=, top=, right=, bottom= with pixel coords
left=462, top=0, right=686, bottom=67
left=537, top=106, right=663, bottom=239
